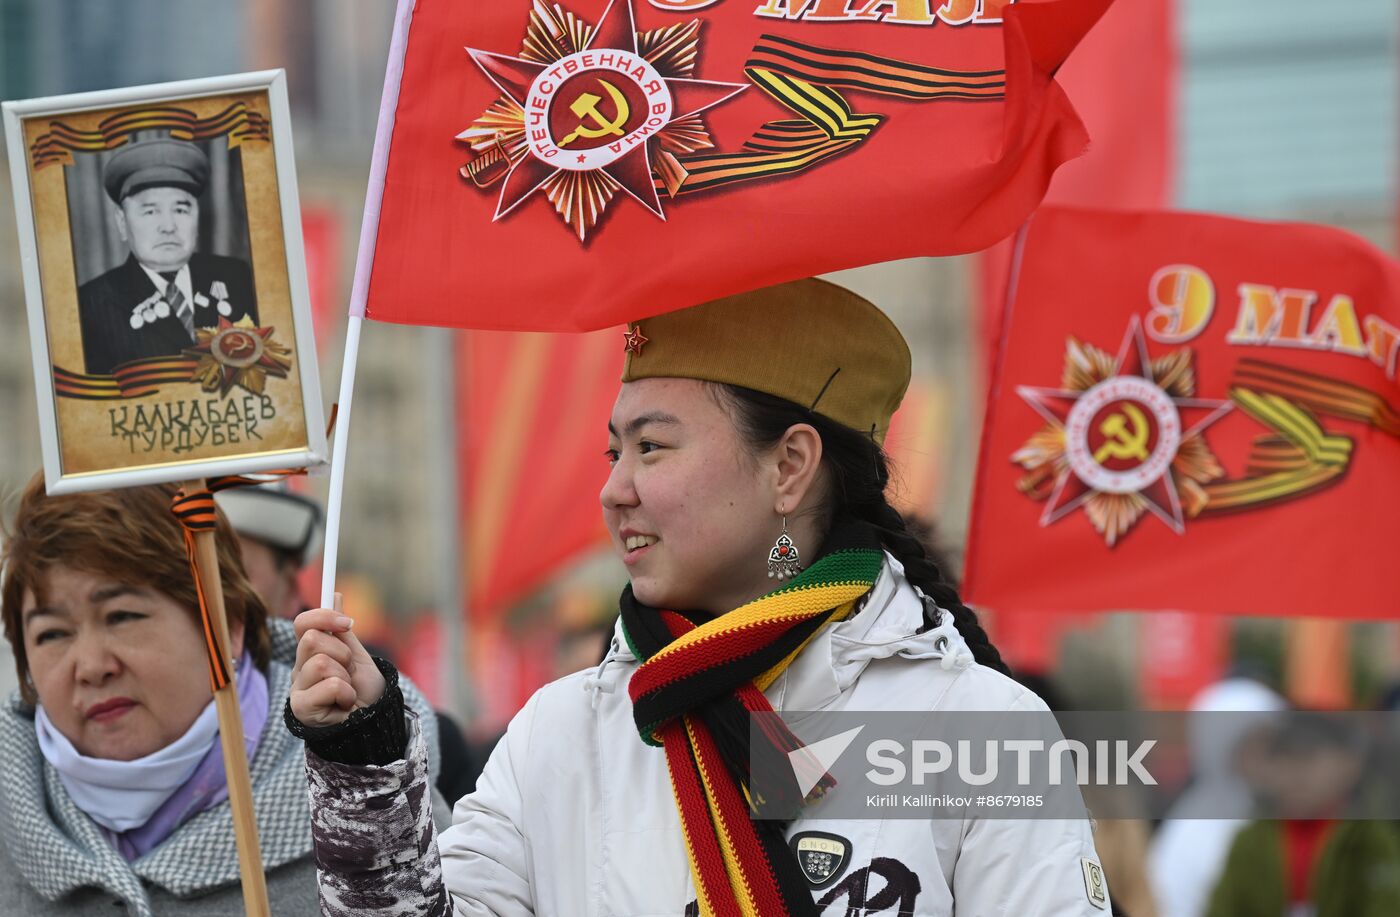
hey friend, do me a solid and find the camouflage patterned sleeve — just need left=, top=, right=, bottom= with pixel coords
left=305, top=710, right=451, bottom=917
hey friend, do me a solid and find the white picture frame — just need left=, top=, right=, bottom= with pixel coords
left=3, top=70, right=327, bottom=494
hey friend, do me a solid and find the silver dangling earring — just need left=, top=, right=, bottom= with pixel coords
left=767, top=514, right=803, bottom=580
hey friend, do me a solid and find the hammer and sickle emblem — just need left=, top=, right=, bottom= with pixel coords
left=1093, top=403, right=1151, bottom=464
left=558, top=79, right=631, bottom=147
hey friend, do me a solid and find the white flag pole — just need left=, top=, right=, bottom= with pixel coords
left=320, top=0, right=417, bottom=609
left=319, top=314, right=362, bottom=608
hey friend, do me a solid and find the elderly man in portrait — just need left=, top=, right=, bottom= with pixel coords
left=77, top=137, right=258, bottom=375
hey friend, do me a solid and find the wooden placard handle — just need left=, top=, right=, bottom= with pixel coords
left=182, top=479, right=271, bottom=917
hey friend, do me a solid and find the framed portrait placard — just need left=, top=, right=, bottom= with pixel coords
left=3, top=70, right=327, bottom=494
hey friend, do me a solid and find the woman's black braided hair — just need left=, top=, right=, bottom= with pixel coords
left=711, top=383, right=1010, bottom=675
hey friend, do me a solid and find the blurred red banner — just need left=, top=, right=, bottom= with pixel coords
left=301, top=206, right=342, bottom=353
left=965, top=206, right=1400, bottom=618
left=883, top=378, right=948, bottom=516
left=1138, top=611, right=1227, bottom=708
left=358, top=0, right=1110, bottom=331
left=457, top=328, right=621, bottom=621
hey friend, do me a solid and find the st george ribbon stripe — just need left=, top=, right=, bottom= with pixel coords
left=751, top=70, right=883, bottom=141
left=170, top=490, right=232, bottom=692
left=52, top=358, right=198, bottom=399
left=661, top=71, right=879, bottom=194
left=1244, top=436, right=1313, bottom=475
left=1200, top=387, right=1353, bottom=512
left=30, top=102, right=270, bottom=168
left=747, top=48, right=1006, bottom=99
left=1233, top=359, right=1400, bottom=436
left=166, top=471, right=308, bottom=692
left=659, top=36, right=1004, bottom=197
left=747, top=34, right=1006, bottom=98
left=753, top=33, right=1006, bottom=80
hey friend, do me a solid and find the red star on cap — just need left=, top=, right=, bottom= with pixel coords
left=623, top=325, right=648, bottom=356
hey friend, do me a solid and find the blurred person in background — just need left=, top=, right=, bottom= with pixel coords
left=1148, top=675, right=1287, bottom=917
left=1206, top=712, right=1400, bottom=916
left=217, top=486, right=323, bottom=621
left=0, top=474, right=444, bottom=915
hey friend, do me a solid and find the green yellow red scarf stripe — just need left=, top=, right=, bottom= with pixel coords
left=622, top=526, right=884, bottom=917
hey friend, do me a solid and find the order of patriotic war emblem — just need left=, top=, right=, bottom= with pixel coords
left=1063, top=374, right=1182, bottom=497
left=525, top=50, right=675, bottom=172
left=459, top=0, right=1009, bottom=241
left=462, top=0, right=746, bottom=240
left=1013, top=316, right=1233, bottom=547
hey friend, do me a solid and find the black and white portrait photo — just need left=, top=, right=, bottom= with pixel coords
left=69, top=135, right=259, bottom=375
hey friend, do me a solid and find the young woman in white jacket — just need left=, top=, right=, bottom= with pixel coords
left=286, top=278, right=1111, bottom=916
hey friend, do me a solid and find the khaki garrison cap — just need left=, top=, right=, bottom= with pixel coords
left=621, top=278, right=912, bottom=444
left=103, top=138, right=210, bottom=203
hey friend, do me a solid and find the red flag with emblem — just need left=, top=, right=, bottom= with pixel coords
left=353, top=0, right=1111, bottom=331
left=964, top=206, right=1400, bottom=619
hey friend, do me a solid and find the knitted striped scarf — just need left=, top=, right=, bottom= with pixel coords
left=622, top=523, right=884, bottom=917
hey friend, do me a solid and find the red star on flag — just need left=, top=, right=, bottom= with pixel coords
left=1014, top=317, right=1233, bottom=544
left=463, top=0, right=746, bottom=239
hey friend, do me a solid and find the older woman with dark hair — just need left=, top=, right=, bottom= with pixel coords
left=0, top=474, right=443, bottom=916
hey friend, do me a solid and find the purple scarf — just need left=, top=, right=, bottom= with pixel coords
left=101, top=653, right=269, bottom=861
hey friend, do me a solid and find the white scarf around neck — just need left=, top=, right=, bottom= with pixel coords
left=35, top=697, right=220, bottom=832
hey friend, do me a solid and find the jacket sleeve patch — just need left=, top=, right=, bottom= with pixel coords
left=1081, top=857, right=1109, bottom=910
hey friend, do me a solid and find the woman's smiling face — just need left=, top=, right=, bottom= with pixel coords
left=600, top=378, right=786, bottom=615
left=21, top=566, right=242, bottom=761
